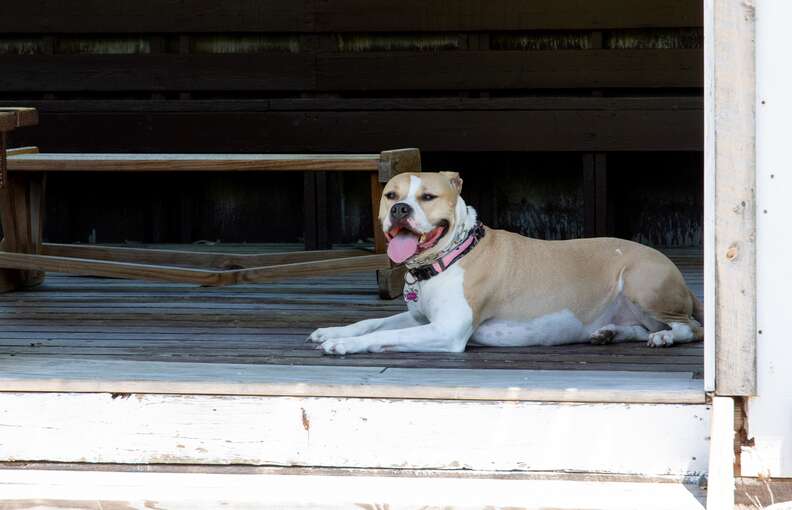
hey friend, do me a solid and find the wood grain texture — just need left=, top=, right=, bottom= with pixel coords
left=0, top=54, right=314, bottom=92
left=312, top=0, right=703, bottom=32
left=5, top=146, right=39, bottom=157
left=0, top=108, right=38, bottom=130
left=0, top=357, right=704, bottom=403
left=0, top=252, right=389, bottom=286
left=41, top=243, right=371, bottom=269
left=0, top=51, right=701, bottom=92
left=316, top=50, right=703, bottom=91
left=0, top=392, right=710, bottom=474
left=0, top=173, right=46, bottom=292
left=0, top=252, right=228, bottom=286
left=0, top=113, right=17, bottom=133
left=5, top=101, right=703, bottom=153
left=370, top=173, right=386, bottom=254
left=712, top=0, right=756, bottom=396
left=0, top=0, right=701, bottom=33
left=0, top=251, right=704, bottom=374
left=0, top=0, right=310, bottom=33
left=4, top=97, right=704, bottom=113
left=7, top=153, right=380, bottom=172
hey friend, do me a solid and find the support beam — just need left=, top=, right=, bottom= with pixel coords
left=40, top=243, right=370, bottom=269
left=709, top=0, right=757, bottom=396
left=0, top=251, right=389, bottom=286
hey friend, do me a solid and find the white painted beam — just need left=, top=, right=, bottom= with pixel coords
left=0, top=468, right=706, bottom=510
left=0, top=392, right=710, bottom=475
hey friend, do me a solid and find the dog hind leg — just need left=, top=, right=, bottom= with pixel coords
left=590, top=324, right=650, bottom=344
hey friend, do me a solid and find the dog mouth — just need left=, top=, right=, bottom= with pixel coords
left=384, top=221, right=449, bottom=264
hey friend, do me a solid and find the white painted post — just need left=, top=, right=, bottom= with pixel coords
left=741, top=0, right=792, bottom=478
left=706, top=396, right=735, bottom=509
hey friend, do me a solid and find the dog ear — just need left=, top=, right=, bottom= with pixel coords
left=440, top=171, right=463, bottom=193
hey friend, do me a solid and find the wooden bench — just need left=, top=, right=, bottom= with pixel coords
left=0, top=107, right=417, bottom=298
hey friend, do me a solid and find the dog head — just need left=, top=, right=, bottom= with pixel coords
left=379, top=171, right=467, bottom=264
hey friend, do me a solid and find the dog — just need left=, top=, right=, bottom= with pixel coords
left=309, top=171, right=703, bottom=355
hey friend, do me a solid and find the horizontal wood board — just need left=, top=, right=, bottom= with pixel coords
left=0, top=50, right=702, bottom=92
left=4, top=98, right=703, bottom=153
left=0, top=1, right=702, bottom=33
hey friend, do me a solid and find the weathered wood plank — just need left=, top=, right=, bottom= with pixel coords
left=0, top=258, right=703, bottom=373
left=0, top=252, right=228, bottom=286
left=0, top=0, right=703, bottom=33
left=41, top=243, right=370, bottom=269
left=0, top=107, right=39, bottom=128
left=0, top=357, right=704, bottom=403
left=3, top=97, right=705, bottom=113
left=312, top=0, right=703, bottom=32
left=316, top=49, right=703, bottom=90
left=711, top=0, right=756, bottom=396
left=7, top=153, right=379, bottom=172
left=0, top=468, right=707, bottom=509
left=0, top=51, right=702, bottom=92
left=0, top=54, right=314, bottom=92
left=0, top=0, right=310, bottom=33
left=0, top=252, right=388, bottom=286
left=0, top=391, right=710, bottom=474
left=5, top=146, right=39, bottom=157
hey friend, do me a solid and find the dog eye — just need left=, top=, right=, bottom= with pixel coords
left=421, top=193, right=437, bottom=201
left=384, top=191, right=397, bottom=200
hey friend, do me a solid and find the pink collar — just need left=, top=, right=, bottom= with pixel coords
left=407, top=222, right=485, bottom=282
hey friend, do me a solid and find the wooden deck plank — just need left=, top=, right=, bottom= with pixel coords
left=0, top=356, right=703, bottom=403
left=0, top=249, right=703, bottom=374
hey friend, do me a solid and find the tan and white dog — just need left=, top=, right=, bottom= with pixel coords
left=309, top=172, right=703, bottom=355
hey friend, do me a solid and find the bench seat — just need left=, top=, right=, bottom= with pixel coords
left=7, top=152, right=381, bottom=172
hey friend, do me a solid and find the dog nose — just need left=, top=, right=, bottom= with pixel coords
left=390, top=202, right=413, bottom=220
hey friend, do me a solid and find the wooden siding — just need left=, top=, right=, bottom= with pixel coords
left=0, top=1, right=704, bottom=247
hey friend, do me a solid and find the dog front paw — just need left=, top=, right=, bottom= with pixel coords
left=307, top=327, right=344, bottom=343
left=319, top=337, right=380, bottom=355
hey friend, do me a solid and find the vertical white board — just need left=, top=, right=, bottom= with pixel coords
left=743, top=0, right=792, bottom=477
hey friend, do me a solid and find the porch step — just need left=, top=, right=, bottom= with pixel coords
left=0, top=467, right=707, bottom=510
left=0, top=357, right=710, bottom=478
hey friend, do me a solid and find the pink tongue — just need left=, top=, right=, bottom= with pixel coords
left=387, top=231, right=419, bottom=263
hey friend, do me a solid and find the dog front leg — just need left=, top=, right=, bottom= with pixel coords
left=307, top=312, right=425, bottom=343
left=319, top=320, right=474, bottom=355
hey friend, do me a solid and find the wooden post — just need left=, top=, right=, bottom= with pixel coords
left=0, top=108, right=45, bottom=292
left=375, top=148, right=421, bottom=299
left=706, top=396, right=736, bottom=509
left=582, top=152, right=609, bottom=238
left=708, top=0, right=757, bottom=396
left=304, top=172, right=330, bottom=251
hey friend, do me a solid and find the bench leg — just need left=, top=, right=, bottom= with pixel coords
left=373, top=149, right=421, bottom=299
left=0, top=172, right=46, bottom=292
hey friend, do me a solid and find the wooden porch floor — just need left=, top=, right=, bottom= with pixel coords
left=0, top=247, right=703, bottom=375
